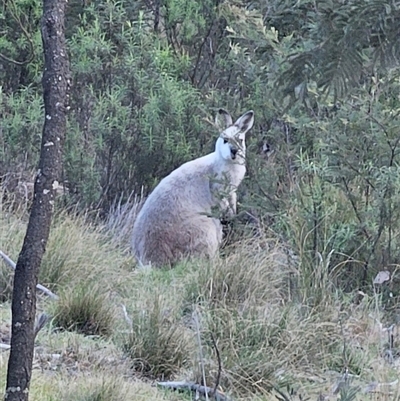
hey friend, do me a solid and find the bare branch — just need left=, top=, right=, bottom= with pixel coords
left=210, top=332, right=221, bottom=397
left=193, top=308, right=209, bottom=401
left=0, top=250, right=59, bottom=300
left=157, top=381, right=232, bottom=401
left=0, top=1, right=35, bottom=66
left=34, top=313, right=50, bottom=339
left=0, top=312, right=49, bottom=353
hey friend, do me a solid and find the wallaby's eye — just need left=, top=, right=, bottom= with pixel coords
left=223, top=139, right=228, bottom=144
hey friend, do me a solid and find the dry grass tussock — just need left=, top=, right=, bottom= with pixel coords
left=103, top=190, right=145, bottom=253
left=0, top=206, right=135, bottom=300
left=121, top=291, right=195, bottom=379
left=56, top=375, right=172, bottom=401
left=1, top=202, right=400, bottom=400
left=49, top=283, right=116, bottom=337
left=0, top=194, right=133, bottom=338
left=118, top=238, right=400, bottom=399
left=0, top=309, right=182, bottom=401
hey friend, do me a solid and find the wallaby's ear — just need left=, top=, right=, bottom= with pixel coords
left=234, top=110, right=254, bottom=134
left=215, top=109, right=233, bottom=131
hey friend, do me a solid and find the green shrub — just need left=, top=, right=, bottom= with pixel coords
left=3, top=0, right=400, bottom=315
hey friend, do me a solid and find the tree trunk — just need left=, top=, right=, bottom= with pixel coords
left=3, top=0, right=70, bottom=399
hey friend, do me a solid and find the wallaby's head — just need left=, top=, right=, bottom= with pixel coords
left=214, top=109, right=254, bottom=163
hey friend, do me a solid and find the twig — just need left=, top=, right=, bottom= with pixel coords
left=193, top=308, right=209, bottom=401
left=0, top=0, right=35, bottom=66
left=34, top=312, right=50, bottom=339
left=157, top=381, right=232, bottom=401
left=120, top=304, right=133, bottom=327
left=0, top=313, right=49, bottom=352
left=210, top=332, right=221, bottom=397
left=0, top=250, right=59, bottom=300
left=272, top=386, right=291, bottom=401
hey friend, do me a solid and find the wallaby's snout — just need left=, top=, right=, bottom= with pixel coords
left=231, top=147, right=238, bottom=159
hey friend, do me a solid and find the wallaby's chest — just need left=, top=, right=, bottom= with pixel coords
left=209, top=163, right=245, bottom=192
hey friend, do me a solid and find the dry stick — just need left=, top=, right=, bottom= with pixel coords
left=0, top=251, right=55, bottom=351
left=157, top=313, right=230, bottom=401
left=1, top=313, right=49, bottom=352
left=0, top=0, right=35, bottom=66
left=156, top=381, right=232, bottom=401
left=34, top=313, right=50, bottom=339
left=0, top=250, right=59, bottom=300
left=210, top=332, right=221, bottom=397
left=120, top=304, right=133, bottom=328
left=193, top=308, right=209, bottom=401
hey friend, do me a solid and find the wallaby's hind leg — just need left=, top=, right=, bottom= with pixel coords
left=139, top=216, right=222, bottom=268
left=186, top=217, right=222, bottom=260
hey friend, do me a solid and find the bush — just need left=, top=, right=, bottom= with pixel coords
left=51, top=283, right=115, bottom=337
left=121, top=292, right=193, bottom=379
left=40, top=211, right=133, bottom=291
left=179, top=241, right=370, bottom=396
left=0, top=197, right=28, bottom=301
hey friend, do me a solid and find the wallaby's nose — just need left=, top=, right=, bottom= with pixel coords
left=231, top=148, right=238, bottom=157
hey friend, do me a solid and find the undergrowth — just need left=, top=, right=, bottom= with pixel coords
left=1, top=204, right=400, bottom=400
left=50, top=283, right=115, bottom=337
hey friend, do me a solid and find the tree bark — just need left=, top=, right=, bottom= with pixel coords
left=4, top=0, right=70, bottom=400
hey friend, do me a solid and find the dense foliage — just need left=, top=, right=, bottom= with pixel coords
left=2, top=0, right=400, bottom=291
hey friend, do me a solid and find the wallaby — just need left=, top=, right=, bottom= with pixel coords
left=131, top=109, right=254, bottom=267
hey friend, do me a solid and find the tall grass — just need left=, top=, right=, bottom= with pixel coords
left=103, top=190, right=145, bottom=253
left=1, top=198, right=400, bottom=400
left=0, top=205, right=135, bottom=301
left=50, top=283, right=116, bottom=337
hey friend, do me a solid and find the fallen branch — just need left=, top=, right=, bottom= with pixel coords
left=157, top=381, right=233, bottom=401
left=0, top=250, right=59, bottom=300
left=0, top=310, right=50, bottom=353
left=34, top=312, right=50, bottom=338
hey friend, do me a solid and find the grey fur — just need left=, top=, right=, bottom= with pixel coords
left=131, top=110, right=254, bottom=267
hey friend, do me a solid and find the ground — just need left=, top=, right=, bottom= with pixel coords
left=1, top=206, right=400, bottom=401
